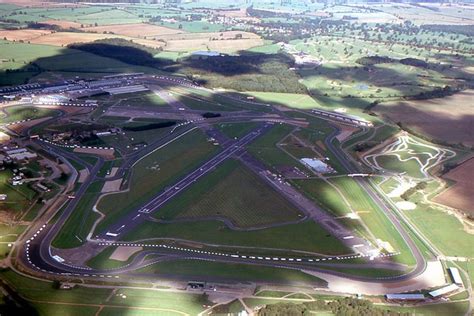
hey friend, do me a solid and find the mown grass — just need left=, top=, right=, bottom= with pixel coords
left=331, top=177, right=415, bottom=265
left=244, top=91, right=321, bottom=109
left=0, top=170, right=37, bottom=214
left=51, top=181, right=104, bottom=249
left=1, top=106, right=59, bottom=123
left=0, top=270, right=112, bottom=304
left=292, top=179, right=351, bottom=217
left=155, top=159, right=303, bottom=228
left=123, top=220, right=348, bottom=255
left=85, top=246, right=134, bottom=270
left=216, top=122, right=259, bottom=139
left=136, top=259, right=327, bottom=285
left=247, top=124, right=300, bottom=170
left=95, top=129, right=218, bottom=234
left=402, top=202, right=474, bottom=259
left=107, top=288, right=210, bottom=315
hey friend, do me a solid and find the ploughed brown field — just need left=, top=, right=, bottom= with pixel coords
left=0, top=26, right=262, bottom=53
left=375, top=89, right=474, bottom=147
left=84, top=23, right=184, bottom=38
left=434, top=157, right=474, bottom=217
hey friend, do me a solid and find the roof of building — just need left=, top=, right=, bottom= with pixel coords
left=429, top=284, right=459, bottom=297
left=449, top=267, right=463, bottom=285
left=385, top=293, right=425, bottom=300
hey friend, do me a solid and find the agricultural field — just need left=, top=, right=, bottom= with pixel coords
left=375, top=90, right=474, bottom=147
left=434, top=157, right=474, bottom=217
left=0, top=40, right=156, bottom=85
left=155, top=159, right=303, bottom=228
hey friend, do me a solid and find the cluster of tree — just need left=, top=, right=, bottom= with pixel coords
left=405, top=86, right=456, bottom=101
left=123, top=121, right=176, bottom=132
left=396, top=121, right=470, bottom=150
left=181, top=52, right=307, bottom=94
left=400, top=58, right=428, bottom=68
left=421, top=24, right=474, bottom=37
left=247, top=6, right=286, bottom=19
left=201, top=112, right=221, bottom=118
left=401, top=181, right=427, bottom=200
left=257, top=298, right=412, bottom=316
left=77, top=133, right=105, bottom=146
left=356, top=56, right=393, bottom=65
left=26, top=22, right=61, bottom=31
left=69, top=38, right=171, bottom=69
left=356, top=56, right=428, bottom=68
left=0, top=274, right=38, bottom=316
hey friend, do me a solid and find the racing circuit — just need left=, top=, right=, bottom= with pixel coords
left=2, top=74, right=449, bottom=296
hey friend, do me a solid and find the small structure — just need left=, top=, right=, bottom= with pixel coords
left=449, top=267, right=463, bottom=287
left=385, top=293, right=425, bottom=302
left=428, top=284, right=459, bottom=298
left=0, top=132, right=11, bottom=144
left=5, top=148, right=38, bottom=161
left=0, top=194, right=7, bottom=201
left=192, top=50, right=221, bottom=57
left=35, top=183, right=50, bottom=192
left=300, top=158, right=333, bottom=173
left=187, top=281, right=205, bottom=291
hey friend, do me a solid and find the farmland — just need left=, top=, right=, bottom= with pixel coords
left=434, top=158, right=474, bottom=217
left=375, top=90, right=474, bottom=147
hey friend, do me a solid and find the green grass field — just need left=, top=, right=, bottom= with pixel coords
left=292, top=179, right=351, bottom=217
left=123, top=219, right=348, bottom=255
left=33, top=304, right=100, bottom=316
left=402, top=203, right=474, bottom=259
left=0, top=170, right=37, bottom=215
left=379, top=301, right=469, bottom=316
left=216, top=122, right=259, bottom=139
left=51, top=181, right=103, bottom=249
left=331, top=177, right=415, bottom=265
left=0, top=270, right=112, bottom=304
left=106, top=288, right=209, bottom=315
left=155, top=159, right=303, bottom=228
left=0, top=269, right=210, bottom=316
left=247, top=124, right=300, bottom=170
left=1, top=106, right=59, bottom=123
left=137, top=259, right=327, bottom=285
left=96, top=129, right=218, bottom=234
left=244, top=92, right=322, bottom=109
left=107, top=92, right=169, bottom=108
left=85, top=246, right=134, bottom=270
left=0, top=40, right=156, bottom=86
